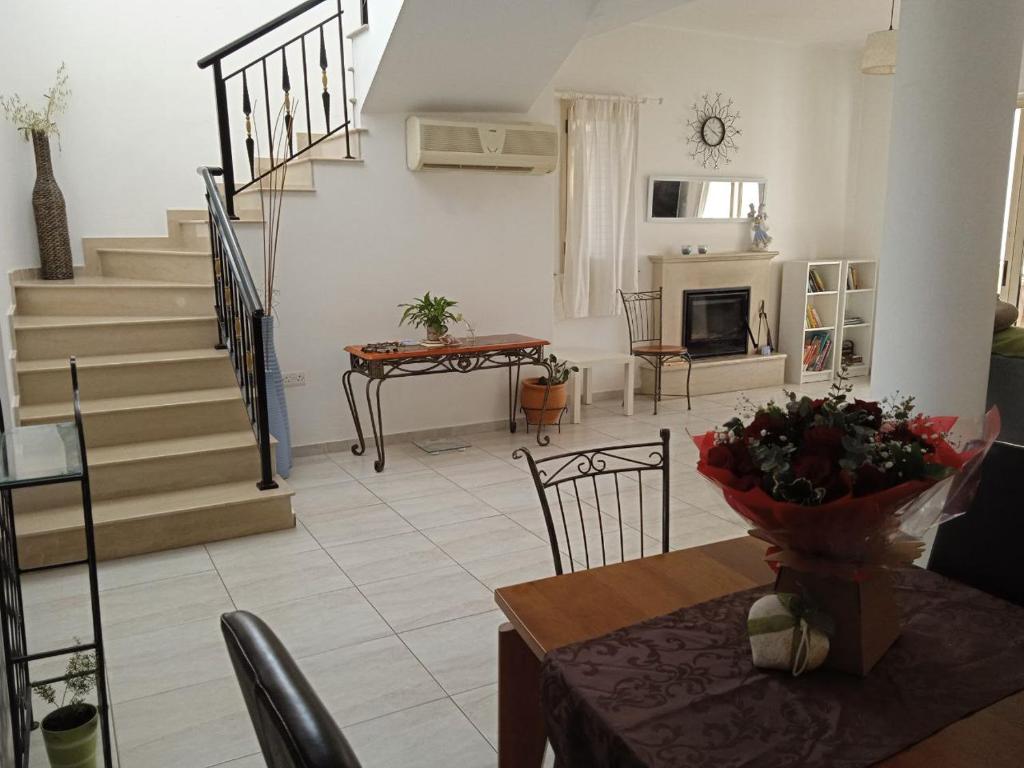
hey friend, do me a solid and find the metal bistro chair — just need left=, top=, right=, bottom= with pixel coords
left=221, top=611, right=364, bottom=768
left=619, top=288, right=692, bottom=414
left=514, top=429, right=671, bottom=574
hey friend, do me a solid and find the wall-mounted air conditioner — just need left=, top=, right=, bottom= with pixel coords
left=406, top=116, right=558, bottom=174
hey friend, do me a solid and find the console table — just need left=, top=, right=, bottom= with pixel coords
left=343, top=334, right=553, bottom=472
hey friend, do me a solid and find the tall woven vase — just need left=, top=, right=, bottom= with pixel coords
left=31, top=131, right=73, bottom=280
left=261, top=315, right=292, bottom=478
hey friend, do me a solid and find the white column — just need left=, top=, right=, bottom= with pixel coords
left=872, top=0, right=1024, bottom=430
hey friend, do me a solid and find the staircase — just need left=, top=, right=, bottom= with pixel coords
left=8, top=207, right=300, bottom=568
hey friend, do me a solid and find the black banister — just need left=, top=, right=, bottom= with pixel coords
left=197, top=0, right=331, bottom=69
left=199, top=0, right=354, bottom=217
left=198, top=166, right=278, bottom=491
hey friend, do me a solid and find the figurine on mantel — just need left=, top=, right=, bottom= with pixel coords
left=748, top=203, right=772, bottom=250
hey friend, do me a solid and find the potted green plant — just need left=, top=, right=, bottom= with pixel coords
left=32, top=644, right=99, bottom=768
left=398, top=292, right=462, bottom=345
left=521, top=354, right=578, bottom=425
left=1, top=63, right=73, bottom=280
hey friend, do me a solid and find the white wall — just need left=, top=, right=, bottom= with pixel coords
left=537, top=25, right=863, bottom=388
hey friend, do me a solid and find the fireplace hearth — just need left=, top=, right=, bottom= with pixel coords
left=683, top=287, right=750, bottom=358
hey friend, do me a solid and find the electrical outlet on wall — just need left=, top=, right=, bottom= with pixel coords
left=283, top=371, right=307, bottom=387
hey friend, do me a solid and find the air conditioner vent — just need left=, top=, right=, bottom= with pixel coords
left=407, top=116, right=557, bottom=174
left=420, top=124, right=484, bottom=154
left=502, top=129, right=558, bottom=157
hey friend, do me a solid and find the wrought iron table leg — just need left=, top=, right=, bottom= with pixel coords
left=508, top=362, right=521, bottom=434
left=535, top=359, right=552, bottom=446
left=653, top=358, right=661, bottom=416
left=364, top=377, right=386, bottom=472
left=685, top=354, right=693, bottom=411
left=342, top=370, right=367, bottom=456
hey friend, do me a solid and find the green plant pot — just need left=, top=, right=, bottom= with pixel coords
left=41, top=703, right=98, bottom=768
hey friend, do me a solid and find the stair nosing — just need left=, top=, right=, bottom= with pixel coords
left=19, top=386, right=243, bottom=420
left=14, top=279, right=213, bottom=289
left=13, top=315, right=218, bottom=330
left=96, top=247, right=211, bottom=257
left=16, top=348, right=228, bottom=373
left=87, top=430, right=260, bottom=466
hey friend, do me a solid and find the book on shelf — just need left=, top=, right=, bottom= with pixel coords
left=846, top=266, right=861, bottom=290
left=844, top=315, right=864, bottom=326
left=806, top=305, right=823, bottom=328
left=808, top=269, right=826, bottom=293
left=802, top=331, right=832, bottom=372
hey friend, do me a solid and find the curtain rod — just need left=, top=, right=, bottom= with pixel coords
left=556, top=90, right=663, bottom=105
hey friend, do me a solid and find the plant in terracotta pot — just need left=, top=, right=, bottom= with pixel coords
left=1, top=63, right=73, bottom=280
left=398, top=292, right=462, bottom=344
left=32, top=644, right=99, bottom=768
left=521, top=354, right=578, bottom=426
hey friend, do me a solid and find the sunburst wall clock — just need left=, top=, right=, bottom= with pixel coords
left=686, top=92, right=741, bottom=169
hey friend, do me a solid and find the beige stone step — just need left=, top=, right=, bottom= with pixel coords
left=15, top=431, right=269, bottom=509
left=96, top=247, right=213, bottom=283
left=18, top=387, right=251, bottom=446
left=13, top=315, right=219, bottom=360
left=296, top=127, right=363, bottom=158
left=15, top=478, right=294, bottom=568
left=15, top=349, right=235, bottom=405
left=14, top=277, right=214, bottom=317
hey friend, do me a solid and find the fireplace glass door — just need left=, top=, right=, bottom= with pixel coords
left=683, top=288, right=750, bottom=358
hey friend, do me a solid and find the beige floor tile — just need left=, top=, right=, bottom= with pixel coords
left=98, top=545, right=214, bottom=592
left=115, top=676, right=256, bottom=768
left=413, top=445, right=501, bottom=469
left=288, top=456, right=354, bottom=488
left=360, top=469, right=460, bottom=503
left=400, top=610, right=505, bottom=694
left=469, top=477, right=547, bottom=512
left=205, top=523, right=320, bottom=568
left=292, top=479, right=382, bottom=516
left=107, top=615, right=228, bottom=703
left=208, top=754, right=266, bottom=768
left=436, top=457, right=527, bottom=490
left=460, top=545, right=557, bottom=590
left=297, top=635, right=444, bottom=726
left=217, top=548, right=352, bottom=611
left=345, top=698, right=496, bottom=768
left=360, top=565, right=494, bottom=632
left=389, top=488, right=501, bottom=530
left=301, top=503, right=414, bottom=547
left=326, top=531, right=455, bottom=585
left=101, top=570, right=233, bottom=640
left=423, top=515, right=545, bottom=563
left=452, top=683, right=498, bottom=749
left=330, top=447, right=429, bottom=479
left=256, top=588, right=392, bottom=658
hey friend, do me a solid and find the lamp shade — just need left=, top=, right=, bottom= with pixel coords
left=861, top=29, right=898, bottom=74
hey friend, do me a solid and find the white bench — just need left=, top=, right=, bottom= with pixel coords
left=547, top=347, right=635, bottom=424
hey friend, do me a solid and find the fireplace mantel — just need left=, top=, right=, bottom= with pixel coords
left=648, top=250, right=779, bottom=265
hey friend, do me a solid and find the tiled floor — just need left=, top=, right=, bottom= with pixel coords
left=22, top=379, right=866, bottom=767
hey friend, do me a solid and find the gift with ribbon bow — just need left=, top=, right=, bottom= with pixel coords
left=748, top=592, right=834, bottom=675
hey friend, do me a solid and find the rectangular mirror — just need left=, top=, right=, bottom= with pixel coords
left=647, top=176, right=766, bottom=222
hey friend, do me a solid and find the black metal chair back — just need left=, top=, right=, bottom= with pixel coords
left=514, top=429, right=671, bottom=575
left=928, top=441, right=1024, bottom=607
left=221, top=611, right=363, bottom=768
left=619, top=288, right=665, bottom=348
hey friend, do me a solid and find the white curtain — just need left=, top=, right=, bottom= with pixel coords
left=562, top=97, right=639, bottom=318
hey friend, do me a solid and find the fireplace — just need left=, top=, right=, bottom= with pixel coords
left=683, top=287, right=751, bottom=358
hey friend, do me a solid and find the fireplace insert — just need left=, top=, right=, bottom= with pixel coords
left=683, top=287, right=750, bottom=358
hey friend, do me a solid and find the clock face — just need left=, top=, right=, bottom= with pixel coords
left=702, top=116, right=726, bottom=147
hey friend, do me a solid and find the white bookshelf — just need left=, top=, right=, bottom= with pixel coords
left=780, top=260, right=842, bottom=384
left=835, top=260, right=878, bottom=379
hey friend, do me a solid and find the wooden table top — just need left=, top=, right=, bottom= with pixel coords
left=494, top=536, right=1024, bottom=767
left=345, top=333, right=549, bottom=361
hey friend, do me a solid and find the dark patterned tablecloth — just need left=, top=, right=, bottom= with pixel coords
left=541, top=568, right=1024, bottom=768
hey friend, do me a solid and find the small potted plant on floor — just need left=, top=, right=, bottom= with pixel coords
left=33, top=645, right=99, bottom=768
left=521, top=354, right=578, bottom=426
left=398, top=292, right=462, bottom=345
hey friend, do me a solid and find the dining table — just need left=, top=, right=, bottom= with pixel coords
left=494, top=536, right=1024, bottom=768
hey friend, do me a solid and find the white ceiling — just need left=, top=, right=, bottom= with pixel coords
left=641, top=0, right=899, bottom=47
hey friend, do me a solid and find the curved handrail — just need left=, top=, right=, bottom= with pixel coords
left=197, top=0, right=330, bottom=68
left=197, top=166, right=262, bottom=312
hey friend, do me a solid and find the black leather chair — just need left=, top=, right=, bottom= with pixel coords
left=928, top=441, right=1024, bottom=607
left=220, top=611, right=363, bottom=768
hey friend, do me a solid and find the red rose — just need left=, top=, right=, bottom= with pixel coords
left=792, top=454, right=833, bottom=486
left=707, top=444, right=735, bottom=470
left=810, top=398, right=825, bottom=411
left=847, top=399, right=883, bottom=429
left=801, top=426, right=845, bottom=463
left=854, top=463, right=888, bottom=496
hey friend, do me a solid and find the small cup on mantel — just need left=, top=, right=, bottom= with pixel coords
left=681, top=245, right=693, bottom=256
left=697, top=244, right=709, bottom=254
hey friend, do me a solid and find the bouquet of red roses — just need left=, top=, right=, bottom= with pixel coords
left=694, top=380, right=999, bottom=574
